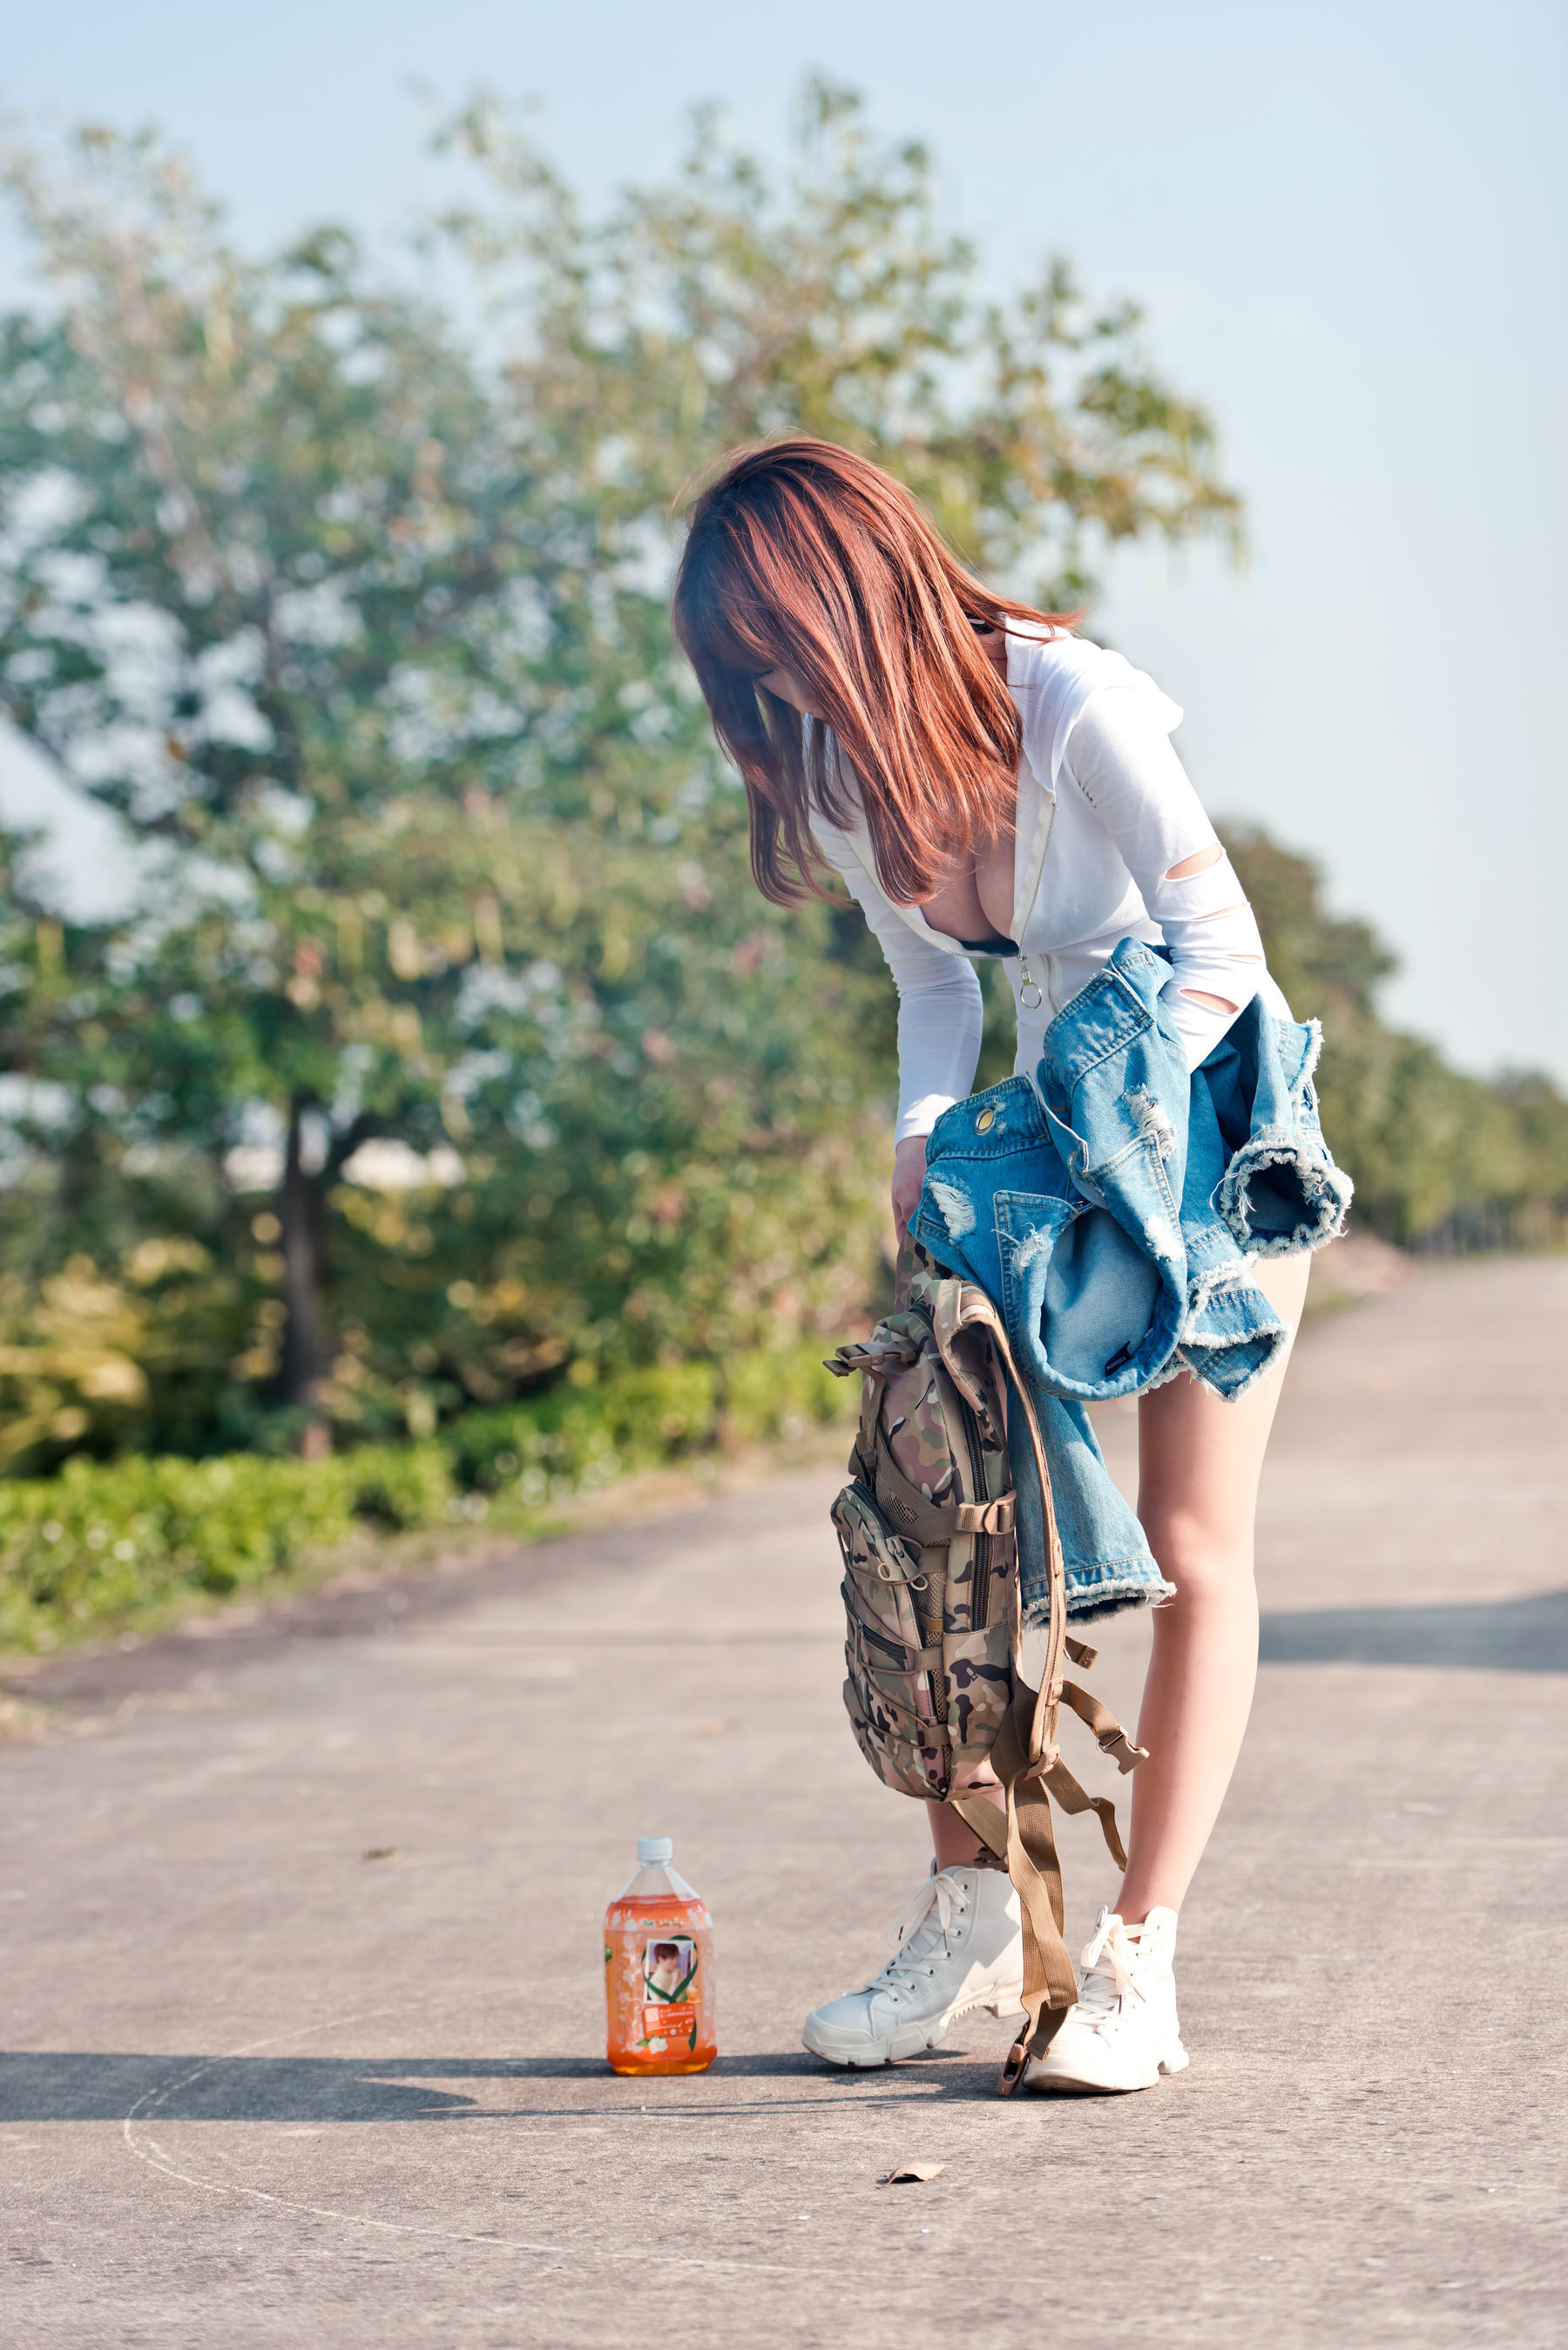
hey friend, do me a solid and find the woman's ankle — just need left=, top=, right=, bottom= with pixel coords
left=1113, top=1889, right=1180, bottom=1928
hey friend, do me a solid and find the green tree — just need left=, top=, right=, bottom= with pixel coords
left=0, top=129, right=564, bottom=1439
left=437, top=78, right=1241, bottom=612
left=0, top=91, right=1247, bottom=1457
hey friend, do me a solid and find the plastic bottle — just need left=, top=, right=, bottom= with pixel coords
left=604, top=1836, right=716, bottom=2076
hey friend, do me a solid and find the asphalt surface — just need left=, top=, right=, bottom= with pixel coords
left=1, top=1256, right=1564, bottom=2348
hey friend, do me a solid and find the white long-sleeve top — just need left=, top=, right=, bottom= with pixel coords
left=810, top=627, right=1284, bottom=1143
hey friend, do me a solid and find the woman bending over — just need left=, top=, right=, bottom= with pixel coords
left=673, top=438, right=1316, bottom=2095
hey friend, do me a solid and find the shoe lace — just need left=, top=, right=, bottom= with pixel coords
left=861, top=1872, right=967, bottom=1998
left=1074, top=1911, right=1139, bottom=2029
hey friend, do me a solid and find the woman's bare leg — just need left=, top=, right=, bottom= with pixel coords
left=926, top=1250, right=1310, bottom=1886
left=929, top=1781, right=1005, bottom=1869
left=1116, top=1249, right=1312, bottom=1922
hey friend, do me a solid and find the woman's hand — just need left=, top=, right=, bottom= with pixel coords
left=891, top=1134, right=928, bottom=1245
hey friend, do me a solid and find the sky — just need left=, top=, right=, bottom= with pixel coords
left=2, top=0, right=1565, bottom=1079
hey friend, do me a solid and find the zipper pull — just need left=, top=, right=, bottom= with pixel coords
left=1017, top=955, right=1044, bottom=1012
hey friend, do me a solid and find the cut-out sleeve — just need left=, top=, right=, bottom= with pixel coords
left=813, top=829, right=983, bottom=1144
left=1061, top=689, right=1267, bottom=1069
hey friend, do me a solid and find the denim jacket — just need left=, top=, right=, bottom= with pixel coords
left=910, top=937, right=1353, bottom=1622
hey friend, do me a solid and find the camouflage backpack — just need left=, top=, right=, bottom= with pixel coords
left=826, top=1246, right=1147, bottom=2094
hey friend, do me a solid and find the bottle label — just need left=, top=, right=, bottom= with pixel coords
left=604, top=1897, right=714, bottom=2069
left=643, top=2001, right=697, bottom=2044
left=639, top=1935, right=700, bottom=2052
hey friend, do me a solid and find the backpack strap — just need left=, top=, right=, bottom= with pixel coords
left=1058, top=1678, right=1149, bottom=1774
left=949, top=1789, right=1009, bottom=1865
left=924, top=1271, right=1148, bottom=2094
left=928, top=1278, right=1067, bottom=1709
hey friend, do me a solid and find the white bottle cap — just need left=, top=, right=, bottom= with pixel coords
left=637, top=1836, right=673, bottom=1866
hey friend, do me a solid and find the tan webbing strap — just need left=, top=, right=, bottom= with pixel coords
left=929, top=1281, right=1067, bottom=1713
left=991, top=1679, right=1134, bottom=2065
left=988, top=1685, right=1078, bottom=2093
left=999, top=1766, right=1078, bottom=2089
left=949, top=1791, right=1009, bottom=1863
left=1058, top=1678, right=1149, bottom=1775
left=1042, top=1756, right=1131, bottom=1873
left=916, top=1256, right=1147, bottom=2094
left=956, top=1497, right=1016, bottom=1535
left=929, top=1274, right=1149, bottom=2090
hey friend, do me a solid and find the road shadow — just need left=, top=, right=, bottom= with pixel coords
left=0, top=2045, right=991, bottom=2123
left=1260, top=1587, right=1568, bottom=1671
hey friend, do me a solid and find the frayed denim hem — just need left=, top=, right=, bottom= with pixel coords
left=1023, top=1565, right=1177, bottom=1628
left=1183, top=1349, right=1275, bottom=1405
left=1122, top=1332, right=1287, bottom=1405
left=1217, top=1132, right=1354, bottom=1259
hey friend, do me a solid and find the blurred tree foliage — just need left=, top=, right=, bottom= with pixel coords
left=0, top=90, right=1558, bottom=1475
left=1221, top=828, right=1568, bottom=1250
left=0, top=90, right=1240, bottom=1464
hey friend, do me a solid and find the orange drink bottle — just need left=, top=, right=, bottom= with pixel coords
left=604, top=1836, right=716, bottom=2076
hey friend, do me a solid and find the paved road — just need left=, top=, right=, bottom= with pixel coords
left=1, top=1257, right=1565, bottom=2348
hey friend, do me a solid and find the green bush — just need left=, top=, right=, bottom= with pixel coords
left=0, top=1341, right=852, bottom=1655
left=723, top=1348, right=848, bottom=1445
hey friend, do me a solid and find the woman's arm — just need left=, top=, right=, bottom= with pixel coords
left=814, top=831, right=981, bottom=1242
left=891, top=1134, right=929, bottom=1243
left=1061, top=690, right=1266, bottom=1069
left=816, top=833, right=985, bottom=1144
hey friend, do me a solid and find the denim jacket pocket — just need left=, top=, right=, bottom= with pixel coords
left=1041, top=954, right=1159, bottom=1093
left=995, top=1189, right=1180, bottom=1401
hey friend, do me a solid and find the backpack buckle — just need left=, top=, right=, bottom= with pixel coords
left=997, top=2039, right=1031, bottom=2097
left=955, top=1493, right=1017, bottom=1535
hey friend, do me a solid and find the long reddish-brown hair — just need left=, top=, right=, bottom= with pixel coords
left=672, top=438, right=1075, bottom=907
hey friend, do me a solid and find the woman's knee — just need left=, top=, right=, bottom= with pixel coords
left=1140, top=1509, right=1254, bottom=1604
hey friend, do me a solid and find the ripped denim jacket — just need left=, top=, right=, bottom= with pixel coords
left=910, top=936, right=1353, bottom=1622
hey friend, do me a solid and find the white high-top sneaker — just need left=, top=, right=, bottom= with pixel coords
left=1024, top=1905, right=1188, bottom=2094
left=801, top=1866, right=1024, bottom=2068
